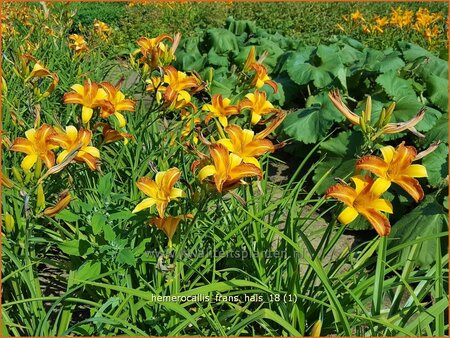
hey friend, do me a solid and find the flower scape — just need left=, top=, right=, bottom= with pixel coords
left=2, top=2, right=448, bottom=337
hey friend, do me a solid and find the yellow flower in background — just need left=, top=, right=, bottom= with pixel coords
left=68, top=34, right=88, bottom=55
left=10, top=124, right=57, bottom=170
left=198, top=143, right=262, bottom=193
left=356, top=142, right=427, bottom=202
left=93, top=19, right=112, bottom=39
left=50, top=126, right=100, bottom=171
left=99, top=82, right=136, bottom=128
left=240, top=91, right=277, bottom=124
left=351, top=10, right=365, bottom=22
left=27, top=61, right=59, bottom=98
left=133, top=168, right=185, bottom=217
left=326, top=176, right=393, bottom=237
left=375, top=15, right=389, bottom=28
left=63, top=80, right=109, bottom=124
left=423, top=26, right=440, bottom=43
left=217, top=124, right=275, bottom=169
left=203, top=94, right=240, bottom=127
left=390, top=7, right=413, bottom=28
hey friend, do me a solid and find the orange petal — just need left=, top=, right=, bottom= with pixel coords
left=44, top=192, right=71, bottom=217
left=393, top=176, right=424, bottom=202
left=63, top=92, right=83, bottom=104
left=360, top=208, right=391, bottom=236
left=356, top=155, right=389, bottom=178
left=326, top=184, right=357, bottom=207
left=10, top=137, right=34, bottom=154
left=136, top=177, right=159, bottom=198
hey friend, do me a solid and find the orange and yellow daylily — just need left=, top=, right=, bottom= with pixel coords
left=203, top=94, right=240, bottom=127
left=10, top=124, right=57, bottom=170
left=240, top=91, right=278, bottom=125
left=63, top=80, right=109, bottom=124
left=133, top=168, right=186, bottom=217
left=356, top=142, right=427, bottom=202
left=150, top=214, right=193, bottom=247
left=99, top=82, right=135, bottom=128
left=95, top=123, right=133, bottom=145
left=198, top=143, right=263, bottom=193
left=27, top=61, right=59, bottom=98
left=326, top=175, right=393, bottom=236
left=134, top=33, right=180, bottom=70
left=217, top=124, right=275, bottom=169
left=146, top=66, right=203, bottom=110
left=68, top=34, right=88, bottom=55
left=50, top=126, right=100, bottom=171
left=351, top=10, right=365, bottom=21
left=93, top=19, right=112, bottom=39
left=249, top=63, right=278, bottom=92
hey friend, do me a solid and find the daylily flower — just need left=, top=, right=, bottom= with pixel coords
left=133, top=168, right=185, bottom=217
left=197, top=143, right=262, bottom=193
left=95, top=123, right=133, bottom=145
left=390, top=7, right=413, bottom=28
left=27, top=61, right=59, bottom=98
left=99, top=82, right=135, bottom=128
left=93, top=19, right=112, bottom=39
left=133, top=33, right=180, bottom=71
left=240, top=91, right=278, bottom=124
left=10, top=124, right=57, bottom=170
left=203, top=94, right=240, bottom=127
left=146, top=66, right=203, bottom=110
left=351, top=10, right=365, bottom=21
left=217, top=124, right=275, bottom=168
left=50, top=126, right=100, bottom=170
left=68, top=34, right=88, bottom=55
left=326, top=175, right=393, bottom=236
left=249, top=63, right=278, bottom=92
left=150, top=214, right=193, bottom=247
left=44, top=190, right=71, bottom=217
left=63, top=80, right=109, bottom=124
left=356, top=142, right=427, bottom=202
left=375, top=15, right=389, bottom=27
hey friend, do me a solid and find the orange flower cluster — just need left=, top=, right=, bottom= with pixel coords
left=338, top=6, right=445, bottom=42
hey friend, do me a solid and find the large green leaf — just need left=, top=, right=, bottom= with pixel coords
left=422, top=143, right=448, bottom=188
left=281, top=107, right=334, bottom=144
left=389, top=196, right=448, bottom=267
left=286, top=45, right=344, bottom=88
left=397, top=42, right=433, bottom=62
left=422, top=114, right=448, bottom=147
left=376, top=71, right=416, bottom=101
left=424, top=75, right=448, bottom=112
left=204, top=28, right=239, bottom=54
left=58, top=239, right=94, bottom=257
left=281, top=92, right=343, bottom=144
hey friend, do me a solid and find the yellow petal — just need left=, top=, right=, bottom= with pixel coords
left=71, top=84, right=84, bottom=94
left=84, top=146, right=100, bottom=158
left=198, top=165, right=216, bottom=181
left=217, top=139, right=235, bottom=152
left=66, top=126, right=78, bottom=142
left=404, top=164, right=427, bottom=178
left=132, top=197, right=156, bottom=213
left=251, top=112, right=262, bottom=125
left=21, top=154, right=38, bottom=170
left=82, top=106, right=94, bottom=124
left=170, top=188, right=185, bottom=199
left=114, top=112, right=126, bottom=128
left=370, top=177, right=391, bottom=197
left=243, top=156, right=261, bottom=169
left=338, top=207, right=359, bottom=224
left=57, top=150, right=69, bottom=164
left=350, top=175, right=368, bottom=194
left=218, top=116, right=228, bottom=127
left=25, top=129, right=36, bottom=142
left=380, top=146, right=395, bottom=164
left=371, top=199, right=393, bottom=213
